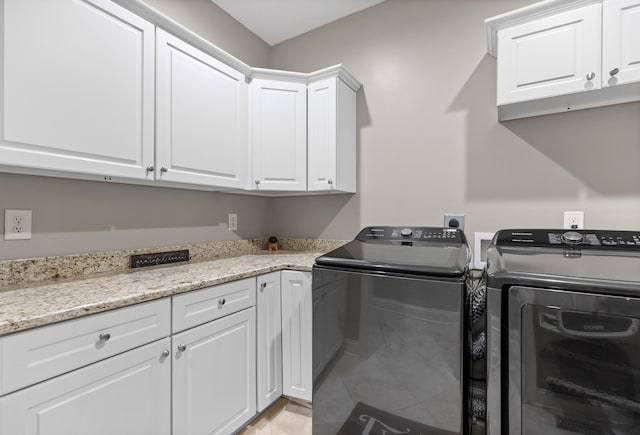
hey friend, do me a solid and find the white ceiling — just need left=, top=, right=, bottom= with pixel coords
left=210, top=0, right=386, bottom=46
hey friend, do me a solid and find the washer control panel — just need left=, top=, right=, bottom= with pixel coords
left=357, top=226, right=463, bottom=243
left=496, top=229, right=640, bottom=249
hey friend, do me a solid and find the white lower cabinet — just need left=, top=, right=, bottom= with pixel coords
left=172, top=307, right=257, bottom=435
left=281, top=270, right=313, bottom=402
left=1, top=338, right=171, bottom=435
left=0, top=271, right=313, bottom=435
left=256, top=272, right=283, bottom=412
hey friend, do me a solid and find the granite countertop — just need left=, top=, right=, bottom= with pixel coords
left=0, top=251, right=322, bottom=336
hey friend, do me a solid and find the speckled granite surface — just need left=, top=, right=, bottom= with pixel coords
left=0, top=251, right=323, bottom=336
left=0, top=238, right=348, bottom=287
left=0, top=239, right=266, bottom=287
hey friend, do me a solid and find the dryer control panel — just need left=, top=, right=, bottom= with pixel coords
left=495, top=229, right=640, bottom=249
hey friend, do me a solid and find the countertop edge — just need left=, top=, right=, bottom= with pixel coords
left=0, top=254, right=318, bottom=336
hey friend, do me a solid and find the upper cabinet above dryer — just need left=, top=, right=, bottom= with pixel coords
left=486, top=0, right=640, bottom=120
left=602, top=0, right=640, bottom=87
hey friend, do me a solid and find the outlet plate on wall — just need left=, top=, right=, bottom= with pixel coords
left=228, top=213, right=238, bottom=231
left=444, top=213, right=465, bottom=231
left=563, top=211, right=584, bottom=229
left=4, top=209, right=32, bottom=240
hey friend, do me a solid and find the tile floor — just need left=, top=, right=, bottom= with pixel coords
left=238, top=398, right=312, bottom=434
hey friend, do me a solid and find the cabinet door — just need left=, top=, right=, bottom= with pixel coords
left=281, top=270, right=312, bottom=402
left=250, top=79, right=307, bottom=191
left=256, top=272, right=283, bottom=412
left=308, top=78, right=356, bottom=193
left=173, top=308, right=256, bottom=435
left=496, top=3, right=601, bottom=105
left=156, top=29, right=248, bottom=188
left=0, top=0, right=155, bottom=179
left=603, top=0, right=640, bottom=86
left=1, top=338, right=171, bottom=435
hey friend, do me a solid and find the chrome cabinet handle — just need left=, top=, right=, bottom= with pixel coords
left=146, top=165, right=154, bottom=173
left=99, top=332, right=111, bottom=342
left=586, top=72, right=596, bottom=81
left=177, top=344, right=187, bottom=352
left=218, top=298, right=226, bottom=305
left=254, top=180, right=260, bottom=185
left=161, top=349, right=170, bottom=357
left=160, top=166, right=168, bottom=173
left=327, top=179, right=333, bottom=185
left=609, top=67, right=619, bottom=77
left=262, top=282, right=267, bottom=288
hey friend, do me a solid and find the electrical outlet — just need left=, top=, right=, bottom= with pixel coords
left=444, top=213, right=465, bottom=231
left=563, top=211, right=584, bottom=229
left=4, top=209, right=32, bottom=240
left=228, top=213, right=238, bottom=231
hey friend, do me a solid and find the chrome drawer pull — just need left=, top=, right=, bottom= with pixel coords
left=161, top=349, right=170, bottom=357
left=177, top=344, right=187, bottom=352
left=98, top=332, right=111, bottom=342
left=218, top=298, right=226, bottom=305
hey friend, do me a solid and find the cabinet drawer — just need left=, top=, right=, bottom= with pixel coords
left=172, top=277, right=256, bottom=333
left=0, top=298, right=171, bottom=395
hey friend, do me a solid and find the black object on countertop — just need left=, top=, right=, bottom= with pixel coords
left=130, top=250, right=189, bottom=268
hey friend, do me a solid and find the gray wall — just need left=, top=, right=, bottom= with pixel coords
left=269, top=0, right=640, bottom=242
left=2, top=0, right=640, bottom=260
left=0, top=0, right=271, bottom=260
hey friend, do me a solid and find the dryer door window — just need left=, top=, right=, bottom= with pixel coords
left=508, top=286, right=640, bottom=435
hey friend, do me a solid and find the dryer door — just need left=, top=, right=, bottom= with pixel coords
left=508, top=286, right=640, bottom=435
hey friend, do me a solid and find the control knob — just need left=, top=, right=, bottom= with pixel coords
left=562, top=231, right=583, bottom=244
left=400, top=228, right=413, bottom=237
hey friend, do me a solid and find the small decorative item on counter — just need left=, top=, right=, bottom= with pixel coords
left=268, top=236, right=279, bottom=251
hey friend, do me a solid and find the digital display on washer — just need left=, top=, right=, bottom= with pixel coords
left=495, top=229, right=640, bottom=249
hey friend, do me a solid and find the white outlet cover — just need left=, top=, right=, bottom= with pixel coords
left=4, top=209, right=32, bottom=240
left=563, top=211, right=584, bottom=229
left=228, top=213, right=238, bottom=231
left=474, top=232, right=495, bottom=270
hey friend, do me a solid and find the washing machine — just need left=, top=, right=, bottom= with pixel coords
left=485, top=229, right=640, bottom=435
left=312, top=226, right=470, bottom=435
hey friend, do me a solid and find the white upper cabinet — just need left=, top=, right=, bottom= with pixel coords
left=156, top=29, right=248, bottom=188
left=1, top=0, right=361, bottom=194
left=495, top=3, right=601, bottom=105
left=486, top=0, right=640, bottom=120
left=250, top=78, right=307, bottom=191
left=0, top=0, right=155, bottom=179
left=602, top=0, right=640, bottom=86
left=308, top=77, right=357, bottom=193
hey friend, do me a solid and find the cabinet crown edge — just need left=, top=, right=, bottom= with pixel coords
left=485, top=0, right=602, bottom=57
left=112, top=0, right=362, bottom=90
left=250, top=65, right=362, bottom=91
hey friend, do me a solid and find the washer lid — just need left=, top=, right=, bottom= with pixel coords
left=487, top=229, right=640, bottom=292
left=315, top=226, right=469, bottom=277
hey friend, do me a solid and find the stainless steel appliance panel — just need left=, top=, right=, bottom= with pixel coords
left=508, top=286, right=640, bottom=435
left=312, top=266, right=464, bottom=435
